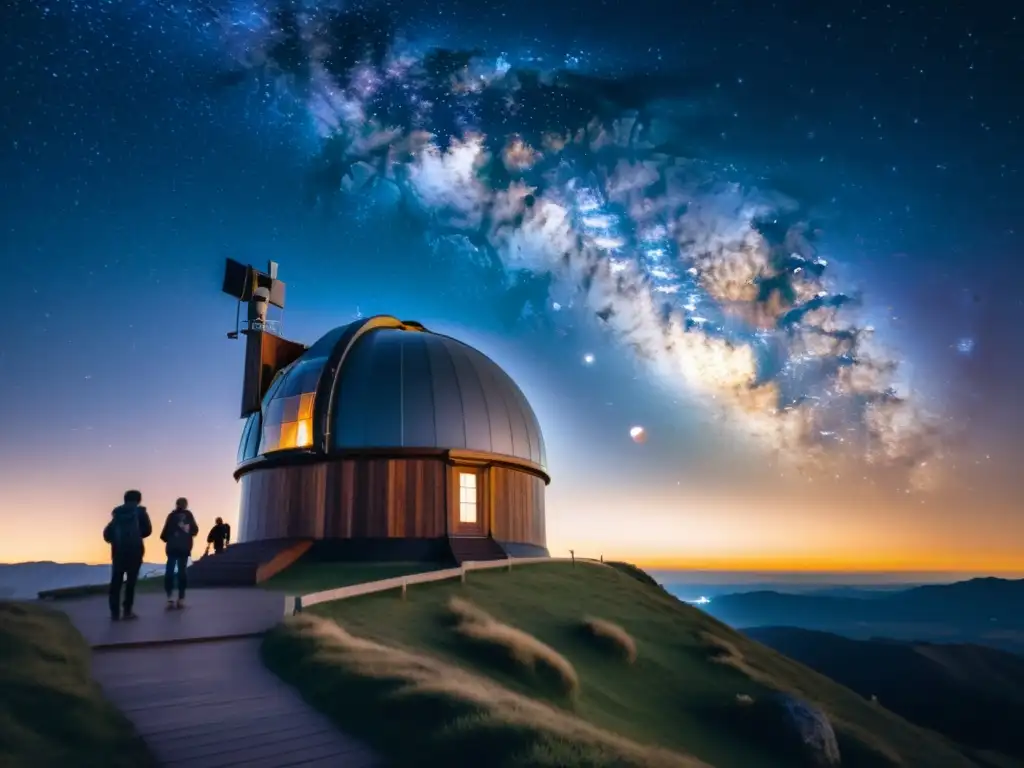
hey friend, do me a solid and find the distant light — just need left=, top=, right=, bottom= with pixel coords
left=629, top=425, right=646, bottom=443
left=956, top=337, right=975, bottom=355
left=583, top=353, right=595, bottom=365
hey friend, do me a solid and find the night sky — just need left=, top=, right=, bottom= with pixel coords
left=1, top=0, right=1021, bottom=572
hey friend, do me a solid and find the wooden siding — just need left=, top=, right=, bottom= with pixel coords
left=239, top=458, right=447, bottom=541
left=238, top=457, right=545, bottom=547
left=490, top=466, right=546, bottom=548
left=239, top=462, right=327, bottom=541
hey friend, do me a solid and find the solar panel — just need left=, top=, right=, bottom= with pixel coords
left=221, top=258, right=287, bottom=309
left=221, top=258, right=251, bottom=300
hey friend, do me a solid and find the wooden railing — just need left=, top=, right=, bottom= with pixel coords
left=284, top=556, right=604, bottom=615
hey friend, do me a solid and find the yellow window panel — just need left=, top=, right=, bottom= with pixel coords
left=279, top=421, right=298, bottom=450
left=298, top=392, right=315, bottom=420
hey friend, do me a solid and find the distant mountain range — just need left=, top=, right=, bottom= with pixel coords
left=746, top=626, right=1024, bottom=761
left=702, top=577, right=1024, bottom=654
left=665, top=582, right=920, bottom=602
left=0, top=561, right=163, bottom=600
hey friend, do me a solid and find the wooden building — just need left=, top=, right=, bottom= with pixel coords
left=232, top=315, right=549, bottom=563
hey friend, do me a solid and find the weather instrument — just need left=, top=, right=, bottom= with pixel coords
left=221, top=258, right=307, bottom=418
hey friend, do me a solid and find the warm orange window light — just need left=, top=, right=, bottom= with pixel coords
left=259, top=361, right=324, bottom=453
left=459, top=472, right=478, bottom=524
left=264, top=411, right=313, bottom=451
left=295, top=417, right=311, bottom=448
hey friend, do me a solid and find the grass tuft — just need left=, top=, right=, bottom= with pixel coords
left=447, top=597, right=580, bottom=697
left=700, top=631, right=776, bottom=687
left=580, top=616, right=637, bottom=664
left=262, top=614, right=711, bottom=768
left=0, top=601, right=155, bottom=768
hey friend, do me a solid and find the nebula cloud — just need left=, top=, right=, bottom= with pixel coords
left=213, top=2, right=944, bottom=485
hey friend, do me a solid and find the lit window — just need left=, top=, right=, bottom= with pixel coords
left=459, top=472, right=477, bottom=524
left=260, top=358, right=325, bottom=454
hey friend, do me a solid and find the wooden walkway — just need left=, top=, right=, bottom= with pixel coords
left=52, top=589, right=378, bottom=767
left=92, top=639, right=377, bottom=767
left=52, top=588, right=289, bottom=648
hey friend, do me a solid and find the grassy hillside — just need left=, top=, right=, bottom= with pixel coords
left=747, top=626, right=1024, bottom=761
left=0, top=601, right=155, bottom=768
left=264, top=561, right=980, bottom=768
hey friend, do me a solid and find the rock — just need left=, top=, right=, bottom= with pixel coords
left=771, top=693, right=842, bottom=767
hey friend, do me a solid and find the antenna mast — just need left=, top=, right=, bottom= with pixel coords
left=220, top=258, right=306, bottom=418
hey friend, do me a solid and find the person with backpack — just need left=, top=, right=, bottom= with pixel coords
left=160, top=497, right=199, bottom=609
left=103, top=489, right=153, bottom=621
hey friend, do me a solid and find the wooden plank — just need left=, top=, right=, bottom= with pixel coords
left=151, top=711, right=326, bottom=754
left=160, top=725, right=341, bottom=765
left=144, top=708, right=318, bottom=749
left=192, top=730, right=356, bottom=768
left=116, top=689, right=282, bottom=714
left=129, top=698, right=299, bottom=735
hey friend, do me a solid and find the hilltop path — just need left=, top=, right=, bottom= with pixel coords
left=52, top=588, right=378, bottom=768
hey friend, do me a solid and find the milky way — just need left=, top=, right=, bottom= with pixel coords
left=212, top=1, right=944, bottom=486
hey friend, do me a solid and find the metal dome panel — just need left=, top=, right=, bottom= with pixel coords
left=329, top=327, right=546, bottom=467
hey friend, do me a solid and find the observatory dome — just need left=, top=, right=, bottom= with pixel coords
left=236, top=316, right=546, bottom=470
left=234, top=315, right=549, bottom=557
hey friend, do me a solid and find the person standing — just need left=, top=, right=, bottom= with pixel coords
left=160, top=497, right=199, bottom=609
left=206, top=517, right=231, bottom=555
left=103, top=489, right=153, bottom=621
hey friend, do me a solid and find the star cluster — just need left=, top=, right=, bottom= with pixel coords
left=201, top=2, right=953, bottom=484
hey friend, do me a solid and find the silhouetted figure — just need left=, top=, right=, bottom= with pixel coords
left=103, top=489, right=153, bottom=621
left=207, top=517, right=231, bottom=555
left=160, top=498, right=199, bottom=609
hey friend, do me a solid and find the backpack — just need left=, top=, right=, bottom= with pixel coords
left=110, top=507, right=143, bottom=553
left=166, top=511, right=194, bottom=555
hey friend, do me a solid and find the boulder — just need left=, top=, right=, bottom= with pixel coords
left=771, top=693, right=842, bottom=767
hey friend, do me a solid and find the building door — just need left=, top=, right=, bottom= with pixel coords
left=452, top=469, right=485, bottom=536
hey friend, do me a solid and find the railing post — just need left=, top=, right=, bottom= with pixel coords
left=570, top=549, right=575, bottom=567
left=401, top=579, right=407, bottom=600
left=507, top=556, right=513, bottom=572
left=460, top=564, right=466, bottom=584
left=292, top=596, right=303, bottom=615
